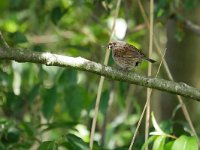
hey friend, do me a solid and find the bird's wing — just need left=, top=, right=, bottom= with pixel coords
left=123, top=44, right=146, bottom=58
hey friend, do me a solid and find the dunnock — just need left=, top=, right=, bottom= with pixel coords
left=107, top=41, right=156, bottom=70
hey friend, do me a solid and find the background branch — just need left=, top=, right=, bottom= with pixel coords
left=184, top=19, right=200, bottom=35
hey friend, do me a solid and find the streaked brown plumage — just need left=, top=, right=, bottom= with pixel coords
left=107, top=41, right=156, bottom=70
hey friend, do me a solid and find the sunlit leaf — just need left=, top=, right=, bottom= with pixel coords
left=171, top=135, right=198, bottom=150
left=152, top=135, right=166, bottom=150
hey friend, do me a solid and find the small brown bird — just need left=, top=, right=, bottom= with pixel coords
left=107, top=41, right=156, bottom=70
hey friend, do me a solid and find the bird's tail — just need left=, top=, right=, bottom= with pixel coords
left=145, top=58, right=156, bottom=63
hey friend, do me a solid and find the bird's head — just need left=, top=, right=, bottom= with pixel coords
left=106, top=42, right=117, bottom=50
left=106, top=41, right=126, bottom=50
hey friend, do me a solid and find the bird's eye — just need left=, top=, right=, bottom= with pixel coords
left=107, top=43, right=112, bottom=49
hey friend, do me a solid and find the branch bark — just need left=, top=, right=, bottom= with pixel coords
left=172, top=13, right=200, bottom=36
left=184, top=19, right=200, bottom=35
left=0, top=32, right=200, bottom=101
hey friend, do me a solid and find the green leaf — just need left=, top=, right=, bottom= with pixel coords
left=172, top=135, right=188, bottom=150
left=19, top=122, right=35, bottom=137
left=0, top=0, right=9, bottom=10
left=184, top=0, right=198, bottom=10
left=9, top=31, right=27, bottom=43
left=99, top=90, right=109, bottom=114
left=42, top=86, right=57, bottom=119
left=64, top=86, right=84, bottom=120
left=57, top=69, right=77, bottom=88
left=175, top=27, right=184, bottom=42
left=142, top=135, right=157, bottom=150
left=185, top=137, right=198, bottom=150
left=28, top=84, right=40, bottom=103
left=159, top=121, right=173, bottom=135
left=42, top=121, right=77, bottom=132
left=51, top=6, right=67, bottom=25
left=171, top=135, right=198, bottom=150
left=1, top=127, right=20, bottom=144
left=65, top=134, right=89, bottom=150
left=152, top=136, right=166, bottom=150
left=38, top=141, right=58, bottom=150
left=164, top=141, right=174, bottom=150
left=154, top=0, right=171, bottom=18
left=0, top=142, right=5, bottom=150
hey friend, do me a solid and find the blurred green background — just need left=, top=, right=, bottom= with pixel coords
left=0, top=0, right=200, bottom=149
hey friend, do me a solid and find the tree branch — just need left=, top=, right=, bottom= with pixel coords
left=172, top=13, right=200, bottom=36
left=184, top=19, right=200, bottom=35
left=0, top=32, right=200, bottom=101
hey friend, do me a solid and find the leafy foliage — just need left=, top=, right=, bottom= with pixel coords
left=142, top=113, right=198, bottom=150
left=0, top=0, right=200, bottom=149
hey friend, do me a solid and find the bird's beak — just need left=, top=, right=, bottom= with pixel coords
left=107, top=44, right=111, bottom=50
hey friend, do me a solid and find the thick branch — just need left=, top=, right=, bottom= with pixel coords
left=0, top=33, right=200, bottom=101
left=0, top=47, right=200, bottom=101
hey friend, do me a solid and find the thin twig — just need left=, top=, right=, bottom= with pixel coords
left=128, top=93, right=149, bottom=150
left=127, top=23, right=147, bottom=34
left=184, top=19, right=200, bottom=35
left=145, top=1, right=154, bottom=150
left=89, top=0, right=121, bottom=149
left=155, top=49, right=167, bottom=77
